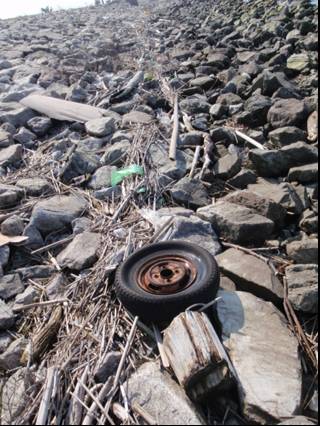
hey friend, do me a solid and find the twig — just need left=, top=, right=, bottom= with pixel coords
left=13, top=298, right=69, bottom=313
left=31, top=236, right=74, bottom=255
left=69, top=366, right=89, bottom=425
left=132, top=402, right=157, bottom=425
left=189, top=146, right=201, bottom=179
left=113, top=316, right=139, bottom=390
left=233, top=129, right=266, bottom=150
left=152, top=324, right=170, bottom=369
left=169, top=94, right=179, bottom=161
left=36, top=367, right=57, bottom=425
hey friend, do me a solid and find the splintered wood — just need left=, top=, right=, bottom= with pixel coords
left=163, top=311, right=232, bottom=401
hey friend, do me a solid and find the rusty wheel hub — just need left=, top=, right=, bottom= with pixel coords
left=137, top=255, right=197, bottom=295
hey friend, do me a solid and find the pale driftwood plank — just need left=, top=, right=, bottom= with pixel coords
left=163, top=311, right=231, bottom=401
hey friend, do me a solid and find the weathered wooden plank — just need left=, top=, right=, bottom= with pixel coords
left=163, top=311, right=232, bottom=401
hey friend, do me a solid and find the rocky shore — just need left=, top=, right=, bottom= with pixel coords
left=0, top=0, right=318, bottom=424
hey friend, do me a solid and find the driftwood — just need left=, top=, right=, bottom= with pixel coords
left=163, top=311, right=232, bottom=401
left=21, top=306, right=63, bottom=364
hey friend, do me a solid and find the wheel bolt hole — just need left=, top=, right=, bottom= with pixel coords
left=160, top=268, right=174, bottom=279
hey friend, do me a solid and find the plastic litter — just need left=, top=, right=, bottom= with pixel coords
left=111, top=165, right=144, bottom=187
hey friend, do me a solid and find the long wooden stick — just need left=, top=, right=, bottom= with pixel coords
left=189, top=146, right=201, bottom=179
left=234, top=129, right=266, bottom=150
left=169, top=94, right=179, bottom=160
left=36, top=367, right=57, bottom=425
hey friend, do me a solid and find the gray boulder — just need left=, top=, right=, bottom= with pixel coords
left=57, top=232, right=101, bottom=271
left=16, top=177, right=52, bottom=196
left=101, top=141, right=130, bottom=165
left=268, top=99, right=308, bottom=128
left=217, top=248, right=283, bottom=304
left=0, top=144, right=22, bottom=167
left=0, top=300, right=15, bottom=330
left=60, top=150, right=100, bottom=183
left=286, top=238, right=318, bottom=264
left=1, top=215, right=24, bottom=236
left=286, top=264, right=318, bottom=314
left=30, top=195, right=87, bottom=234
left=27, top=116, right=52, bottom=136
left=228, top=169, right=257, bottom=189
left=268, top=127, right=307, bottom=148
left=214, top=154, right=242, bottom=180
left=224, top=190, right=286, bottom=226
left=0, top=130, right=12, bottom=148
left=167, top=215, right=221, bottom=256
left=217, top=290, right=302, bottom=424
left=126, top=362, right=204, bottom=425
left=85, top=117, right=115, bottom=137
left=0, top=274, right=24, bottom=301
left=249, top=142, right=318, bottom=178
left=0, top=338, right=27, bottom=371
left=248, top=182, right=304, bottom=215
left=288, top=163, right=318, bottom=184
left=197, top=201, right=274, bottom=245
left=88, top=166, right=116, bottom=190
left=171, top=177, right=211, bottom=210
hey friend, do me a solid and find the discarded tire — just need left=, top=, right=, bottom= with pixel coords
left=115, top=241, right=220, bottom=322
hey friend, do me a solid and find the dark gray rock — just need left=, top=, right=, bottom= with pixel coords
left=216, top=92, right=243, bottom=107
left=267, top=99, right=309, bottom=128
left=268, top=127, right=307, bottom=148
left=149, top=143, right=191, bottom=181
left=16, top=178, right=52, bottom=196
left=0, top=338, right=27, bottom=371
left=213, top=154, right=242, bottom=180
left=72, top=217, right=91, bottom=235
left=27, top=116, right=52, bottom=136
left=13, top=127, right=36, bottom=147
left=179, top=132, right=203, bottom=147
left=15, top=265, right=55, bottom=280
left=0, top=274, right=24, bottom=301
left=93, top=186, right=122, bottom=201
left=30, top=195, right=87, bottom=234
left=85, top=117, right=115, bottom=137
left=0, top=300, right=15, bottom=330
left=286, top=238, right=318, bottom=264
left=0, top=246, right=10, bottom=270
left=23, top=224, right=44, bottom=250
left=248, top=182, right=304, bottom=215
left=0, top=144, right=23, bottom=167
left=1, top=215, right=24, bottom=236
left=217, top=291, right=302, bottom=424
left=57, top=232, right=101, bottom=271
left=171, top=177, right=211, bottom=210
left=88, top=166, right=116, bottom=190
left=217, top=248, right=283, bottom=303
left=0, top=105, right=35, bottom=127
left=61, top=150, right=100, bottom=183
left=94, top=351, right=121, bottom=383
left=190, top=76, right=216, bottom=90
left=249, top=142, right=318, bottom=178
left=286, top=264, right=318, bottom=314
left=228, top=169, right=257, bottom=189
left=46, top=274, right=67, bottom=300
left=299, top=210, right=318, bottom=235
left=101, top=141, right=130, bottom=165
left=237, top=95, right=272, bottom=127
left=14, top=286, right=39, bottom=306
left=288, top=163, right=318, bottom=184
left=180, top=96, right=210, bottom=114
left=0, top=332, right=13, bottom=354
left=0, top=130, right=12, bottom=149
left=197, top=201, right=274, bottom=245
left=224, top=190, right=286, bottom=226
